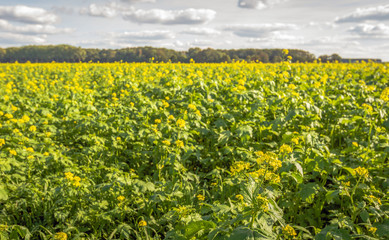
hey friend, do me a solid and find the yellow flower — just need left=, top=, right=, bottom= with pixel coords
left=380, top=87, right=389, bottom=101
left=354, top=166, right=369, bottom=179
left=9, top=149, right=17, bottom=156
left=288, top=84, right=296, bottom=90
left=280, top=144, right=293, bottom=154
left=138, top=220, right=147, bottom=227
left=283, top=225, right=297, bottom=237
left=162, top=100, right=169, bottom=108
left=362, top=103, right=373, bottom=113
left=235, top=194, right=244, bottom=201
left=21, top=115, right=30, bottom=123
left=367, top=195, right=381, bottom=205
left=282, top=49, right=289, bottom=55
left=154, top=119, right=161, bottom=124
left=168, top=115, right=175, bottom=121
left=291, top=137, right=299, bottom=145
left=64, top=172, right=74, bottom=181
left=54, top=232, right=67, bottom=240
left=130, top=102, right=134, bottom=107
left=29, top=125, right=37, bottom=132
left=25, top=147, right=34, bottom=153
left=0, top=139, right=5, bottom=147
left=176, top=119, right=186, bottom=128
left=162, top=140, right=171, bottom=146
left=116, top=136, right=121, bottom=141
left=352, top=142, right=358, bottom=147
left=188, top=103, right=197, bottom=111
left=175, top=140, right=184, bottom=148
left=367, top=226, right=377, bottom=234
left=5, top=113, right=13, bottom=119
left=196, top=194, right=205, bottom=201
left=117, top=195, right=125, bottom=201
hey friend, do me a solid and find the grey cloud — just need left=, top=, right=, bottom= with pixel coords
left=238, top=0, right=288, bottom=10
left=224, top=23, right=298, bottom=38
left=181, top=27, right=221, bottom=36
left=120, top=0, right=156, bottom=3
left=348, top=23, right=389, bottom=38
left=80, top=3, right=119, bottom=18
left=335, top=5, right=389, bottom=23
left=114, top=30, right=175, bottom=42
left=0, top=19, right=73, bottom=35
left=0, top=32, right=46, bottom=44
left=0, top=5, right=58, bottom=24
left=122, top=8, right=216, bottom=25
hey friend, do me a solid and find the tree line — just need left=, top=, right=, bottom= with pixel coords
left=0, top=44, right=343, bottom=63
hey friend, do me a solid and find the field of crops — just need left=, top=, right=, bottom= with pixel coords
left=0, top=59, right=388, bottom=239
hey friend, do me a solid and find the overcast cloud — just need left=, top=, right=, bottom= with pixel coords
left=0, top=0, right=388, bottom=60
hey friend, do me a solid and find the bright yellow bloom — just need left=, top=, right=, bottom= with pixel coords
left=288, top=84, right=296, bottom=90
left=21, top=115, right=30, bottom=123
left=362, top=103, right=373, bottom=113
left=235, top=194, right=244, bottom=201
left=138, top=220, right=147, bottom=227
left=9, top=149, right=17, bottom=156
left=5, top=113, right=13, bottom=119
left=0, top=139, right=5, bottom=147
left=54, top=232, right=67, bottom=240
left=352, top=142, right=358, bottom=147
left=291, top=137, right=299, bottom=145
left=64, top=172, right=74, bottom=181
left=168, top=115, right=175, bottom=121
left=367, top=226, right=377, bottom=234
left=154, top=119, right=161, bottom=124
left=355, top=166, right=369, bottom=178
left=282, top=49, right=289, bottom=55
left=196, top=194, right=205, bottom=201
left=25, top=147, right=34, bottom=153
left=117, top=195, right=125, bottom=201
left=188, top=103, right=197, bottom=110
left=175, top=140, right=184, bottom=148
left=380, top=87, right=389, bottom=101
left=176, top=119, right=186, bottom=128
left=162, top=140, right=171, bottom=146
left=29, top=125, right=37, bottom=132
left=283, top=225, right=297, bottom=237
left=280, top=144, right=293, bottom=154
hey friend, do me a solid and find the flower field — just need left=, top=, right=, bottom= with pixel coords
left=0, top=60, right=388, bottom=239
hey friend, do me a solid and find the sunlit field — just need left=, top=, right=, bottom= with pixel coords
left=0, top=59, right=388, bottom=239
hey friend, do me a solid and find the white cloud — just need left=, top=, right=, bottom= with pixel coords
left=120, top=0, right=157, bottom=3
left=248, top=31, right=303, bottom=42
left=224, top=23, right=298, bottom=38
left=80, top=3, right=119, bottom=18
left=0, top=19, right=73, bottom=35
left=114, top=30, right=175, bottom=42
left=122, top=8, right=216, bottom=24
left=238, top=0, right=288, bottom=10
left=181, top=27, right=221, bottom=36
left=348, top=23, right=389, bottom=38
left=0, top=5, right=57, bottom=24
left=0, top=32, right=46, bottom=44
left=335, top=5, right=389, bottom=23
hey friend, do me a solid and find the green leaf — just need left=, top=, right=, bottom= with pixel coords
left=0, top=185, right=8, bottom=201
left=184, top=220, right=216, bottom=239
left=359, top=210, right=369, bottom=222
left=228, top=228, right=268, bottom=240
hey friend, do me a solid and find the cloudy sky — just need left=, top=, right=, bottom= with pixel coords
left=0, top=0, right=388, bottom=60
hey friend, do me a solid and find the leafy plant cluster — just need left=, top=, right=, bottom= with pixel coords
left=0, top=60, right=388, bottom=239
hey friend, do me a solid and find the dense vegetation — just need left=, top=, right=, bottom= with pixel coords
left=0, top=57, right=388, bottom=239
left=0, top=45, right=320, bottom=63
